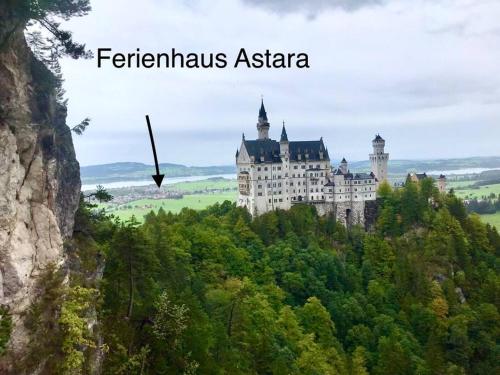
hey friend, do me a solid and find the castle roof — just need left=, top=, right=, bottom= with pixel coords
left=407, top=172, right=428, bottom=181
left=280, top=123, right=288, bottom=142
left=288, top=139, right=329, bottom=162
left=373, top=134, right=384, bottom=141
left=243, top=139, right=281, bottom=163
left=258, top=99, right=268, bottom=122
left=334, top=170, right=374, bottom=180
left=242, top=138, right=329, bottom=164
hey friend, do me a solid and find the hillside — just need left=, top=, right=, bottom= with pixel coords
left=61, top=179, right=500, bottom=375
left=347, top=156, right=500, bottom=174
left=81, top=162, right=236, bottom=183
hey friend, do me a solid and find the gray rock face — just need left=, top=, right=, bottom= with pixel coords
left=0, top=4, right=81, bottom=361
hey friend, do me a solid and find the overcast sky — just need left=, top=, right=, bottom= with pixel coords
left=59, top=0, right=500, bottom=167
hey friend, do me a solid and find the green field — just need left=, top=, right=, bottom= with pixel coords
left=454, top=183, right=500, bottom=199
left=166, top=178, right=236, bottom=192
left=479, top=212, right=500, bottom=228
left=106, top=192, right=237, bottom=221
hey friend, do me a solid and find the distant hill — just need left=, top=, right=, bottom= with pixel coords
left=81, top=162, right=236, bottom=184
left=343, top=156, right=500, bottom=175
left=81, top=157, right=500, bottom=184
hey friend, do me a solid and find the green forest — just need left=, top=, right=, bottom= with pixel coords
left=21, top=179, right=500, bottom=374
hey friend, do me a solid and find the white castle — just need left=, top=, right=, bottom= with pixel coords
left=236, top=101, right=389, bottom=226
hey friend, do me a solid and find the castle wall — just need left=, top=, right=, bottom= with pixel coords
left=335, top=201, right=365, bottom=227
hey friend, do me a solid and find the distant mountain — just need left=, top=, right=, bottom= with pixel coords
left=81, top=162, right=236, bottom=184
left=81, top=157, right=500, bottom=184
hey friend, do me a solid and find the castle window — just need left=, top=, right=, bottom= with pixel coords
left=257, top=167, right=261, bottom=171
left=258, top=176, right=261, bottom=180
left=258, top=193, right=262, bottom=196
left=279, top=198, right=283, bottom=202
left=294, top=166, right=298, bottom=169
left=278, top=166, right=281, bottom=171
left=269, top=199, right=271, bottom=203
left=278, top=183, right=281, bottom=187
left=258, top=185, right=262, bottom=189
left=264, top=167, right=268, bottom=171
left=265, top=176, right=268, bottom=180
left=316, top=164, right=320, bottom=168
left=267, top=183, right=271, bottom=188
left=301, top=165, right=305, bottom=169
left=322, top=195, right=324, bottom=199
left=290, top=182, right=294, bottom=186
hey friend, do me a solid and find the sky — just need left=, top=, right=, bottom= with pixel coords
left=59, top=0, right=500, bottom=167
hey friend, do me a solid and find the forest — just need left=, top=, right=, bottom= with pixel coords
left=19, top=178, right=499, bottom=374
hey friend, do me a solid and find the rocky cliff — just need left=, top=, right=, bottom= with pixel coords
left=0, top=3, right=81, bottom=365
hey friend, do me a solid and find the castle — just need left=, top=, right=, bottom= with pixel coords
left=236, top=101, right=389, bottom=226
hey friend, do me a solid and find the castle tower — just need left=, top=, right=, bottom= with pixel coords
left=339, top=157, right=348, bottom=174
left=279, top=121, right=289, bottom=156
left=438, top=174, right=447, bottom=193
left=370, top=134, right=389, bottom=187
left=257, top=99, right=270, bottom=140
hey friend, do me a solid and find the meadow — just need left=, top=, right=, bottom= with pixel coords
left=167, top=178, right=237, bottom=192
left=453, top=183, right=500, bottom=199
left=479, top=212, right=500, bottom=228
left=105, top=192, right=237, bottom=221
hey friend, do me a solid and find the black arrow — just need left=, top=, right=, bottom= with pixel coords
left=145, top=115, right=164, bottom=187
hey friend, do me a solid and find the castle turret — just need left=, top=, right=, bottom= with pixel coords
left=257, top=99, right=270, bottom=140
left=370, top=134, right=389, bottom=187
left=339, top=157, right=348, bottom=174
left=438, top=174, right=447, bottom=193
left=279, top=121, right=289, bottom=156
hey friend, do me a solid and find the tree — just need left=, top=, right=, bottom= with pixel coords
left=6, top=0, right=93, bottom=60
left=297, top=296, right=336, bottom=348
left=152, top=291, right=189, bottom=348
left=58, top=286, right=98, bottom=374
left=351, top=346, right=369, bottom=375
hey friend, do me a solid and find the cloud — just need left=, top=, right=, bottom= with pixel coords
left=241, top=0, right=386, bottom=15
left=58, top=0, right=500, bottom=166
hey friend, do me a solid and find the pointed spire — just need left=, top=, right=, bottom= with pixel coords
left=341, top=157, right=347, bottom=164
left=235, top=149, right=239, bottom=158
left=280, top=121, right=288, bottom=142
left=242, top=132, right=245, bottom=141
left=258, top=99, right=268, bottom=122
